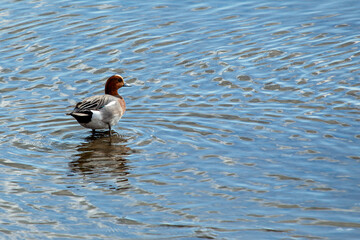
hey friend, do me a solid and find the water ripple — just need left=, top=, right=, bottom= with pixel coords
left=0, top=0, right=359, bottom=239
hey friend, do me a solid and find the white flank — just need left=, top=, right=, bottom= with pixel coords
left=83, top=110, right=108, bottom=129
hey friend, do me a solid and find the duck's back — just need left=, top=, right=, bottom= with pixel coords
left=69, top=94, right=125, bottom=129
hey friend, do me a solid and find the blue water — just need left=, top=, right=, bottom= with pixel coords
left=0, top=0, right=359, bottom=239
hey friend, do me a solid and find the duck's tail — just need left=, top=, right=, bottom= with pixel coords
left=67, top=111, right=93, bottom=123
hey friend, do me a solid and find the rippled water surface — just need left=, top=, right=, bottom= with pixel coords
left=1, top=0, right=360, bottom=239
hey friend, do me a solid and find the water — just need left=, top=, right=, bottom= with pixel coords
left=0, top=0, right=359, bottom=239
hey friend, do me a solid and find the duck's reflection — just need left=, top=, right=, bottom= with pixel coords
left=69, top=132, right=132, bottom=190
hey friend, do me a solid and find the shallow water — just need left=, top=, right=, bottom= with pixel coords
left=1, top=0, right=360, bottom=239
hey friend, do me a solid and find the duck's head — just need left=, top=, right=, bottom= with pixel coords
left=105, top=74, right=131, bottom=96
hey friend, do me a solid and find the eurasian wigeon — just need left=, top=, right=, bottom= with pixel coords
left=68, top=75, right=130, bottom=135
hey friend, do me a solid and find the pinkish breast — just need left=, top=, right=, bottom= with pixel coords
left=118, top=97, right=126, bottom=116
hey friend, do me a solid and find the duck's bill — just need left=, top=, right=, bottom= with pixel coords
left=123, top=83, right=131, bottom=87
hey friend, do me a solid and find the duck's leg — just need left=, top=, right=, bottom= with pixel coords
left=92, top=129, right=96, bottom=135
left=108, top=124, right=112, bottom=137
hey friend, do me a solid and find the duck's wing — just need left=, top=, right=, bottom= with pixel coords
left=73, top=94, right=117, bottom=112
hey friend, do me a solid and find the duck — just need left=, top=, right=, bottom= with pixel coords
left=68, top=74, right=130, bottom=135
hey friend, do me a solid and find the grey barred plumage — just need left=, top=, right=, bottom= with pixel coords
left=74, top=94, right=120, bottom=112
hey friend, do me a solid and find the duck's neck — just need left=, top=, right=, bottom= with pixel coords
left=105, top=87, right=119, bottom=96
